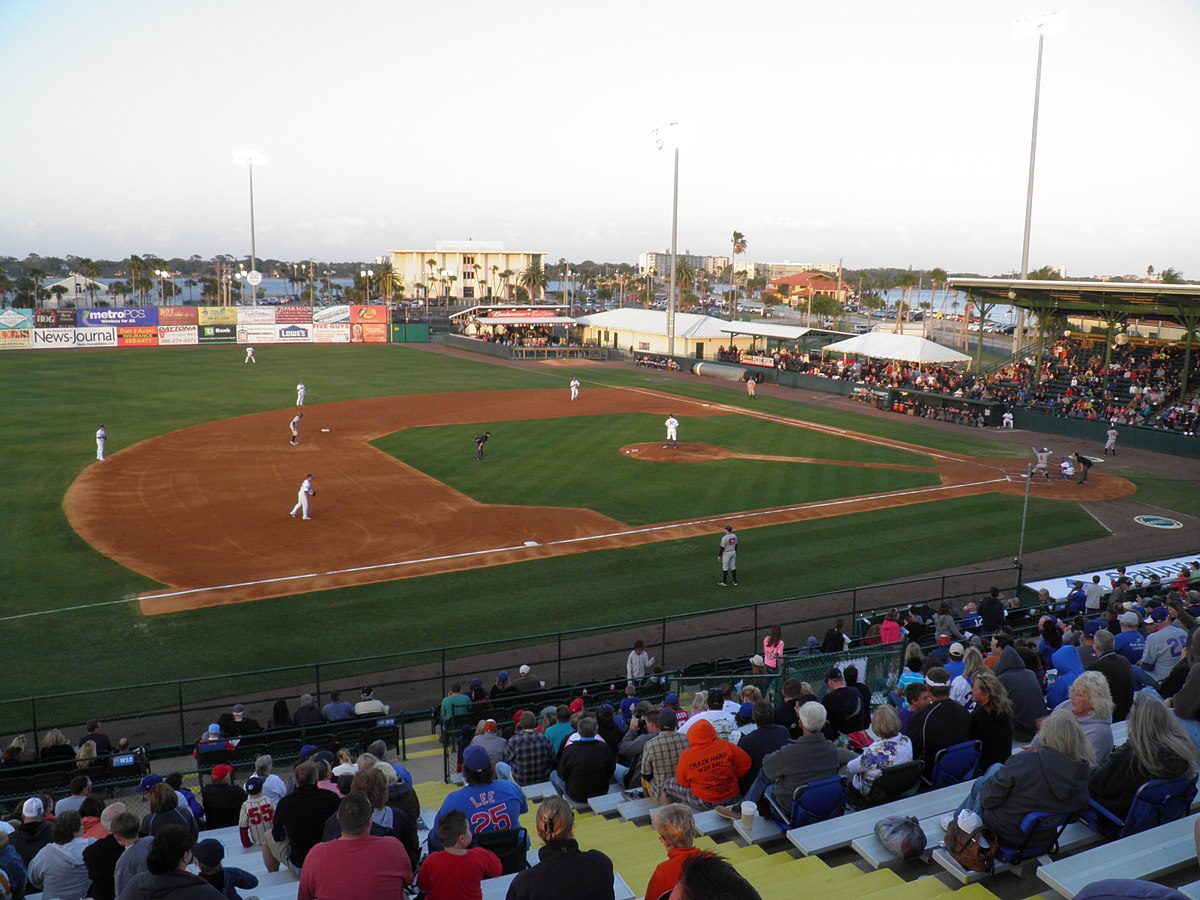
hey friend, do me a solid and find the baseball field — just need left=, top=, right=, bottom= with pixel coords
left=1, top=342, right=1141, bottom=701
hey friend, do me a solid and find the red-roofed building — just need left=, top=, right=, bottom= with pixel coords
left=767, top=271, right=848, bottom=305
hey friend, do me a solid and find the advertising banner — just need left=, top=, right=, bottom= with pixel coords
left=313, top=305, right=350, bottom=324
left=237, top=323, right=314, bottom=343
left=313, top=323, right=350, bottom=343
left=31, top=327, right=118, bottom=349
left=275, top=307, right=313, bottom=324
left=118, top=326, right=159, bottom=347
left=34, top=308, right=76, bottom=328
left=237, top=307, right=276, bottom=325
left=741, top=354, right=776, bottom=368
left=199, top=324, right=236, bottom=343
left=158, top=325, right=199, bottom=346
left=0, top=308, right=34, bottom=329
left=349, top=304, right=387, bottom=325
left=198, top=306, right=238, bottom=325
left=0, top=329, right=32, bottom=349
left=351, top=323, right=388, bottom=343
left=276, top=323, right=312, bottom=343
left=158, top=307, right=198, bottom=325
left=1025, top=552, right=1200, bottom=599
left=79, top=307, right=158, bottom=327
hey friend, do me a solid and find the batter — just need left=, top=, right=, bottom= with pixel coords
left=570, top=378, right=580, bottom=401
left=290, top=474, right=315, bottom=520
left=289, top=413, right=303, bottom=446
left=664, top=414, right=679, bottom=449
left=245, top=346, right=256, bottom=365
left=296, top=381, right=306, bottom=407
left=1031, top=446, right=1052, bottom=482
left=718, top=525, right=738, bottom=586
left=95, top=425, right=107, bottom=461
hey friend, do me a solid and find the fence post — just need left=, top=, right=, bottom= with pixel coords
left=30, top=699, right=38, bottom=753
left=753, top=603, right=759, bottom=649
left=440, top=648, right=447, bottom=701
left=557, top=633, right=563, bottom=687
left=660, top=618, right=667, bottom=671
left=177, top=682, right=186, bottom=748
left=314, top=664, right=322, bottom=706
left=851, top=588, right=857, bottom=620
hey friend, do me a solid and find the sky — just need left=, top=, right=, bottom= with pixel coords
left=1, top=0, right=1197, bottom=276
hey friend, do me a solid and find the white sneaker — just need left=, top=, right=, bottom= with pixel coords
left=939, top=812, right=954, bottom=831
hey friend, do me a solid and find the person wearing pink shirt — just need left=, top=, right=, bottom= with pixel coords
left=763, top=627, right=784, bottom=671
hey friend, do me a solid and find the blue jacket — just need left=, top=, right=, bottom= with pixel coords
left=1046, top=644, right=1084, bottom=708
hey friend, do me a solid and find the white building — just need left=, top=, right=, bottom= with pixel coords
left=390, top=242, right=546, bottom=302
left=638, top=251, right=730, bottom=276
left=573, top=308, right=755, bottom=358
left=734, top=261, right=839, bottom=280
left=44, top=274, right=109, bottom=307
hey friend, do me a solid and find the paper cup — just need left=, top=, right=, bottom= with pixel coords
left=741, top=801, right=757, bottom=830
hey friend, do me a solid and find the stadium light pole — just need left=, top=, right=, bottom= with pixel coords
left=1012, top=12, right=1065, bottom=353
left=653, top=123, right=680, bottom=357
left=232, top=150, right=267, bottom=305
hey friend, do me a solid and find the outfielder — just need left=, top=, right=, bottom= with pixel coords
left=1031, top=446, right=1052, bottom=482
left=746, top=375, right=756, bottom=398
left=1104, top=425, right=1118, bottom=456
left=296, top=381, right=306, bottom=407
left=95, top=425, right=107, bottom=461
left=664, top=414, right=679, bottom=449
left=570, top=378, right=580, bottom=401
left=289, top=413, right=303, bottom=446
left=718, top=525, right=738, bottom=586
left=290, top=474, right=315, bottom=520
left=245, top=346, right=256, bottom=364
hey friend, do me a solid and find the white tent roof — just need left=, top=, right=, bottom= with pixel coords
left=574, top=308, right=730, bottom=339
left=719, top=322, right=812, bottom=340
left=821, top=332, right=972, bottom=364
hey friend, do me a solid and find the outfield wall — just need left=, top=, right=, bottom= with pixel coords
left=0, top=305, right=432, bottom=348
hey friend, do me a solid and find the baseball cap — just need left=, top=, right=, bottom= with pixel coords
left=462, top=745, right=491, bottom=773
left=299, top=744, right=319, bottom=759
left=497, top=671, right=509, bottom=683
left=1118, top=612, right=1139, bottom=626
left=137, top=774, right=163, bottom=793
left=569, top=698, right=585, bottom=714
left=244, top=776, right=264, bottom=794
left=483, top=719, right=498, bottom=733
left=206, top=723, right=221, bottom=734
left=22, top=797, right=43, bottom=818
left=949, top=642, right=965, bottom=658
left=737, top=702, right=754, bottom=720
left=1151, top=607, right=1171, bottom=623
left=1083, top=620, right=1104, bottom=637
left=519, top=665, right=531, bottom=675
left=233, top=704, right=246, bottom=714
left=657, top=709, right=678, bottom=730
left=826, top=666, right=843, bottom=681
left=192, top=839, right=225, bottom=868
left=211, top=764, right=233, bottom=782
left=470, top=678, right=482, bottom=689
left=937, top=634, right=950, bottom=645
left=749, top=654, right=765, bottom=667
left=664, top=692, right=680, bottom=706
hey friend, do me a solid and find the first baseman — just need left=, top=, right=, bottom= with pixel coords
left=290, top=474, right=315, bottom=519
left=664, top=414, right=679, bottom=449
left=718, top=525, right=738, bottom=586
left=475, top=431, right=491, bottom=460
left=570, top=377, right=580, bottom=401
left=95, top=425, right=107, bottom=461
left=290, top=413, right=303, bottom=446
left=244, top=346, right=256, bottom=364
left=296, top=381, right=306, bottom=407
left=1104, top=425, right=1118, bottom=456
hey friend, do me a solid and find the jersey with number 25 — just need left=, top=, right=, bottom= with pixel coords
left=432, top=781, right=529, bottom=848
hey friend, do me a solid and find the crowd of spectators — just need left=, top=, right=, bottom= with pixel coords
left=634, top=354, right=679, bottom=371
left=473, top=329, right=580, bottom=349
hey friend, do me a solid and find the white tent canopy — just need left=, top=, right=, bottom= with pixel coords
left=821, top=332, right=972, bottom=365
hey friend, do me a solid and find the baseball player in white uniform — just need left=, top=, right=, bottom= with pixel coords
left=570, top=378, right=580, bottom=401
left=746, top=375, right=756, bottom=398
left=1001, top=411, right=1014, bottom=429
left=296, top=381, right=306, bottom=407
left=1104, top=425, right=1118, bottom=456
left=290, top=474, right=315, bottom=519
left=664, top=414, right=679, bottom=449
left=289, top=413, right=303, bottom=446
left=245, top=346, right=255, bottom=364
left=95, top=425, right=107, bottom=461
left=718, top=525, right=738, bottom=586
left=1031, top=447, right=1052, bottom=481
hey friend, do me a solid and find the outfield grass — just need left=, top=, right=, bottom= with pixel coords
left=1111, top=468, right=1200, bottom=519
left=0, top=343, right=1123, bottom=706
left=375, top=414, right=938, bottom=524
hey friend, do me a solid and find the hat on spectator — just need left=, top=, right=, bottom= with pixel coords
left=1118, top=612, right=1140, bottom=626
left=737, top=702, right=754, bottom=721
left=192, top=839, right=224, bottom=868
left=664, top=692, right=680, bottom=706
left=470, top=678, right=482, bottom=689
left=1083, top=620, right=1104, bottom=637
left=232, top=704, right=246, bottom=715
left=937, top=634, right=950, bottom=645
left=315, top=750, right=335, bottom=765
left=519, top=665, right=531, bottom=676
left=22, top=797, right=43, bottom=818
left=137, top=774, right=163, bottom=794
left=462, top=745, right=491, bottom=774
left=826, top=666, right=843, bottom=681
left=540, top=706, right=557, bottom=719
left=244, top=776, right=264, bottom=794
left=749, top=654, right=765, bottom=667
left=512, top=710, right=527, bottom=724
left=1151, top=607, right=1171, bottom=623
left=497, top=671, right=509, bottom=683
left=949, top=642, right=965, bottom=659
left=569, top=698, right=585, bottom=714
left=206, top=724, right=221, bottom=735
left=657, top=709, right=678, bottom=730
left=211, top=764, right=233, bottom=782
left=332, top=763, right=357, bottom=777
left=299, top=744, right=319, bottom=759
left=483, top=719, right=498, bottom=733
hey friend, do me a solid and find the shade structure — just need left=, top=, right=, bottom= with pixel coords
left=821, top=332, right=972, bottom=365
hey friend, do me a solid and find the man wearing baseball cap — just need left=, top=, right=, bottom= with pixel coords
left=945, top=643, right=966, bottom=679
left=1113, top=612, right=1146, bottom=665
left=10, top=796, right=52, bottom=865
left=512, top=664, right=543, bottom=693
left=202, top=764, right=247, bottom=829
left=429, top=745, right=527, bottom=852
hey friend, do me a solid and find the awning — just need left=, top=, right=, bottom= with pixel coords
left=821, top=333, right=972, bottom=364
left=719, top=323, right=812, bottom=340
left=479, top=316, right=575, bottom=326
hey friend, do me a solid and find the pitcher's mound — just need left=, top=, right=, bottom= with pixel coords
left=620, top=442, right=731, bottom=462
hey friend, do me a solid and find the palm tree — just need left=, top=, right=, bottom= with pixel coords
left=519, top=263, right=547, bottom=303
left=184, top=278, right=198, bottom=303
left=675, top=259, right=694, bottom=310
left=425, top=258, right=439, bottom=306
left=1161, top=267, right=1185, bottom=284
left=81, top=258, right=99, bottom=303
left=861, top=292, right=884, bottom=331
left=729, top=230, right=747, bottom=318
left=490, top=264, right=499, bottom=299
left=928, top=266, right=948, bottom=322
left=0, top=266, right=12, bottom=305
left=1147, top=265, right=1156, bottom=281
left=51, top=285, right=69, bottom=307
left=499, top=269, right=514, bottom=301
left=894, top=271, right=917, bottom=333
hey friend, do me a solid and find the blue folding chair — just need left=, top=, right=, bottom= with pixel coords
left=1085, top=777, right=1198, bottom=839
left=995, top=810, right=1077, bottom=866
left=767, top=774, right=848, bottom=828
left=925, top=740, right=982, bottom=790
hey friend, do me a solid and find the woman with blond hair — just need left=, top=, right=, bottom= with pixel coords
left=75, top=740, right=98, bottom=770
left=506, top=795, right=615, bottom=900
left=39, top=729, right=74, bottom=764
left=644, top=804, right=703, bottom=900
left=1036, top=670, right=1114, bottom=766
left=845, top=705, right=912, bottom=795
left=950, top=647, right=987, bottom=707
left=968, top=670, right=1013, bottom=771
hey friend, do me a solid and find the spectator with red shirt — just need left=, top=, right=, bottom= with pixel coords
left=415, top=810, right=501, bottom=900
left=297, top=793, right=412, bottom=900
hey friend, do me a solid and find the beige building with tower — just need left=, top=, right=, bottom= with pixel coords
left=390, top=241, right=546, bottom=303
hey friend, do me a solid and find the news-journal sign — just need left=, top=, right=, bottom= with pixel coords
left=1025, top=551, right=1200, bottom=598
left=78, top=307, right=158, bottom=327
left=313, top=323, right=350, bottom=343
left=158, top=325, right=199, bottom=345
left=0, top=329, right=32, bottom=349
left=31, top=327, right=118, bottom=349
left=237, top=323, right=312, bottom=343
left=0, top=308, right=34, bottom=329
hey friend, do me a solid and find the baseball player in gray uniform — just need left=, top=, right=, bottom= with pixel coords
left=296, top=381, right=306, bottom=407
left=290, top=474, right=315, bottom=519
left=1031, top=447, right=1052, bottom=481
left=718, top=525, right=738, bottom=586
left=664, top=414, right=679, bottom=449
left=96, top=425, right=107, bottom=461
left=289, top=413, right=303, bottom=446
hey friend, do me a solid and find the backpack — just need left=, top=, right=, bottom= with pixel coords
left=944, top=817, right=998, bottom=873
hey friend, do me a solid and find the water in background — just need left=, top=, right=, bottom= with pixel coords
left=877, top=287, right=1015, bottom=324
left=93, top=276, right=353, bottom=305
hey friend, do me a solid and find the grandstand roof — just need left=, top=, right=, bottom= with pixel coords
left=948, top=278, right=1200, bottom=328
left=822, top=332, right=972, bottom=365
left=573, top=308, right=729, bottom=339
